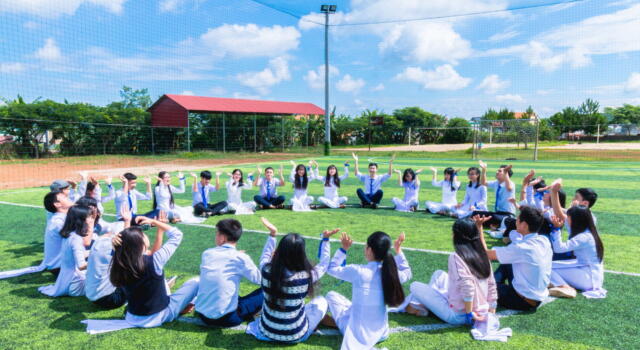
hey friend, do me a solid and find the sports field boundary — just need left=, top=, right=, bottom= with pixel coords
left=1, top=200, right=638, bottom=278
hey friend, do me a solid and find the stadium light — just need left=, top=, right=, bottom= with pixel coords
left=320, top=4, right=337, bottom=155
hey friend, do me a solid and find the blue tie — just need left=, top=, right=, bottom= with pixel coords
left=266, top=181, right=271, bottom=200
left=495, top=184, right=501, bottom=212
left=201, top=185, right=208, bottom=207
left=128, top=192, right=134, bottom=214
left=369, top=178, right=373, bottom=195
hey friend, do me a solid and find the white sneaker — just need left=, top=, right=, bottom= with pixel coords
left=549, top=286, right=577, bottom=298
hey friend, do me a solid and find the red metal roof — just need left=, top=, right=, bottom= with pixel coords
left=149, top=94, right=325, bottom=115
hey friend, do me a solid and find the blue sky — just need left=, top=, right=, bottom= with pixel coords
left=0, top=0, right=639, bottom=118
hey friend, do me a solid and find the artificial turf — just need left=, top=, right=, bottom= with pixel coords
left=0, top=156, right=638, bottom=349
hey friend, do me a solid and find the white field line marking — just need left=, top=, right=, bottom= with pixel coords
left=0, top=188, right=47, bottom=196
left=0, top=200, right=639, bottom=277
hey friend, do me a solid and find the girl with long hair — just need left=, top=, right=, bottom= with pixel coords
left=425, top=167, right=461, bottom=216
left=78, top=171, right=115, bottom=214
left=152, top=171, right=186, bottom=222
left=313, top=161, right=349, bottom=209
left=407, top=218, right=497, bottom=325
left=323, top=231, right=411, bottom=349
left=246, top=218, right=339, bottom=343
left=83, top=218, right=199, bottom=333
left=39, top=204, right=97, bottom=297
left=453, top=167, right=488, bottom=218
left=548, top=199, right=606, bottom=299
left=392, top=168, right=422, bottom=212
left=289, top=161, right=314, bottom=212
left=223, top=169, right=257, bottom=215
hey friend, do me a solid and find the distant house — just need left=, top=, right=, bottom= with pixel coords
left=513, top=112, right=538, bottom=125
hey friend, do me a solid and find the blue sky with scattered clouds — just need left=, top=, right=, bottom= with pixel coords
left=0, top=0, right=639, bottom=118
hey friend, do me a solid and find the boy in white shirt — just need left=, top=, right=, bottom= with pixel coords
left=191, top=170, right=227, bottom=216
left=253, top=165, right=286, bottom=209
left=476, top=206, right=552, bottom=311
left=194, top=219, right=263, bottom=327
left=114, top=172, right=152, bottom=224
left=352, top=152, right=395, bottom=209
left=43, top=190, right=74, bottom=276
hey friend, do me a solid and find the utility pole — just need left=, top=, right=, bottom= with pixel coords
left=321, top=4, right=337, bottom=156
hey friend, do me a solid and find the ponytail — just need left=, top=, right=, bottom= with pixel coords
left=367, top=231, right=405, bottom=307
left=153, top=171, right=174, bottom=210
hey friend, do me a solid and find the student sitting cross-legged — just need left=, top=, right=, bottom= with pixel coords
left=407, top=218, right=497, bottom=325
left=191, top=170, right=227, bottom=217
left=472, top=161, right=516, bottom=230
left=253, top=165, right=286, bottom=209
left=475, top=206, right=552, bottom=311
left=114, top=172, right=153, bottom=225
left=246, top=218, right=338, bottom=344
left=352, top=152, right=395, bottom=209
left=194, top=219, right=264, bottom=327
left=82, top=217, right=199, bottom=334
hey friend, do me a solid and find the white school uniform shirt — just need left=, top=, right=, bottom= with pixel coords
left=78, top=181, right=116, bottom=213
left=459, top=184, right=488, bottom=211
left=402, top=180, right=420, bottom=203
left=114, top=189, right=152, bottom=219
left=357, top=173, right=391, bottom=195
left=195, top=242, right=262, bottom=319
left=225, top=180, right=252, bottom=205
left=43, top=212, right=66, bottom=270
left=192, top=182, right=217, bottom=206
left=40, top=232, right=87, bottom=297
left=494, top=233, right=552, bottom=301
left=85, top=235, right=116, bottom=301
left=487, top=180, right=516, bottom=214
left=257, top=177, right=282, bottom=198
left=550, top=229, right=604, bottom=290
left=314, top=167, right=349, bottom=200
left=432, top=179, right=461, bottom=206
left=154, top=178, right=186, bottom=212
left=124, top=228, right=183, bottom=327
left=328, top=249, right=412, bottom=350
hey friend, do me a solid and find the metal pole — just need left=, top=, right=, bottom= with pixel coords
left=533, top=119, right=540, bottom=161
left=187, top=113, right=191, bottom=152
left=222, top=112, right=226, bottom=153
left=596, top=124, right=600, bottom=144
left=253, top=114, right=257, bottom=152
left=368, top=113, right=372, bottom=152
left=489, top=125, right=493, bottom=144
left=306, top=116, right=310, bottom=150
left=281, top=115, right=285, bottom=152
left=323, top=10, right=331, bottom=156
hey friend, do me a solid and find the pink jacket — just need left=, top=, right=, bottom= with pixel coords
left=447, top=253, right=497, bottom=314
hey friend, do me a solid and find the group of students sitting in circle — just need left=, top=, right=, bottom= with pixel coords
left=0, top=158, right=606, bottom=349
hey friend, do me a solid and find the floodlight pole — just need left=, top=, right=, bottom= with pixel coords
left=322, top=5, right=336, bottom=156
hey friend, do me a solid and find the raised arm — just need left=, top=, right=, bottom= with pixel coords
left=144, top=176, right=152, bottom=196
left=503, top=165, right=514, bottom=192
left=388, top=153, right=396, bottom=176
left=327, top=233, right=357, bottom=283
left=172, top=172, right=186, bottom=194
left=289, top=161, right=297, bottom=183
left=339, top=162, right=350, bottom=181
left=520, top=170, right=535, bottom=202
left=479, top=160, right=488, bottom=186
left=214, top=171, right=221, bottom=191
left=278, top=164, right=285, bottom=185
left=550, top=179, right=567, bottom=220
left=473, top=215, right=497, bottom=261
left=259, top=217, right=278, bottom=269
left=312, top=228, right=340, bottom=281
left=254, top=166, right=262, bottom=187
left=415, top=168, right=423, bottom=187
left=190, top=173, right=198, bottom=193
left=394, top=169, right=403, bottom=186
left=352, top=152, right=360, bottom=176
left=394, top=232, right=412, bottom=283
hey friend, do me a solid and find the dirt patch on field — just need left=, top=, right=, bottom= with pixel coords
left=0, top=153, right=302, bottom=190
left=545, top=142, right=640, bottom=150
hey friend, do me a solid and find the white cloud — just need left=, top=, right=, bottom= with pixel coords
left=536, top=89, right=554, bottom=95
left=237, top=56, right=291, bottom=95
left=336, top=74, right=365, bottom=93
left=209, top=86, right=226, bottom=95
left=373, top=83, right=385, bottom=91
left=304, top=65, right=339, bottom=89
left=496, top=94, right=524, bottom=103
left=483, top=4, right=640, bottom=71
left=200, top=24, right=300, bottom=58
left=0, top=62, right=26, bottom=73
left=232, top=92, right=261, bottom=100
left=181, top=90, right=195, bottom=96
left=35, top=38, right=62, bottom=61
left=395, top=64, right=471, bottom=90
left=477, top=74, right=509, bottom=94
left=299, top=1, right=508, bottom=64
left=0, top=0, right=126, bottom=17
left=625, top=72, right=640, bottom=92
left=486, top=30, right=519, bottom=42
left=159, top=0, right=181, bottom=12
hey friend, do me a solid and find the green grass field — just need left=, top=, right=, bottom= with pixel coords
left=0, top=156, right=638, bottom=349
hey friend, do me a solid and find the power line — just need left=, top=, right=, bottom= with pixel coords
left=249, top=0, right=588, bottom=27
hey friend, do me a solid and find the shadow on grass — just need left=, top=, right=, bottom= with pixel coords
left=5, top=242, right=43, bottom=258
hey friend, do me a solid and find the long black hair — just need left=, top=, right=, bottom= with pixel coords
left=231, top=168, right=244, bottom=187
left=76, top=196, right=102, bottom=223
left=444, top=167, right=457, bottom=192
left=59, top=205, right=94, bottom=238
left=85, top=179, right=98, bottom=197
left=402, top=168, right=416, bottom=185
left=324, top=165, right=341, bottom=188
left=567, top=206, right=604, bottom=262
left=110, top=227, right=147, bottom=287
left=293, top=164, right=309, bottom=190
left=367, top=231, right=405, bottom=307
left=153, top=171, right=174, bottom=209
left=452, top=218, right=492, bottom=279
left=467, top=167, right=480, bottom=189
left=264, top=233, right=315, bottom=310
